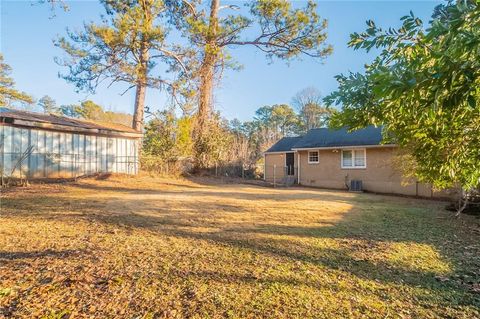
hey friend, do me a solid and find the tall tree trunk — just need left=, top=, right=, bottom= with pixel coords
left=197, top=0, right=220, bottom=130
left=132, top=41, right=149, bottom=132
left=133, top=82, right=147, bottom=132
left=194, top=0, right=220, bottom=168
left=132, top=1, right=152, bottom=133
left=197, top=54, right=216, bottom=130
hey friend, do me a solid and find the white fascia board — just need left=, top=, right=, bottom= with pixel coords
left=263, top=150, right=296, bottom=155
left=292, top=144, right=396, bottom=151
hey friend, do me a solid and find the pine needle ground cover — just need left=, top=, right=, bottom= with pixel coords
left=0, top=176, right=479, bottom=318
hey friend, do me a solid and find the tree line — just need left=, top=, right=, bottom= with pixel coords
left=142, top=87, right=333, bottom=172
left=37, top=96, right=133, bottom=127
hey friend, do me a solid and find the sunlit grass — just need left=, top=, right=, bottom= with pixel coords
left=0, top=175, right=479, bottom=318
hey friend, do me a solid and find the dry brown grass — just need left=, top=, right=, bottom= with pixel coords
left=0, top=175, right=479, bottom=318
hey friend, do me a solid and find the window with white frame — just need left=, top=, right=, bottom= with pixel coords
left=308, top=151, right=319, bottom=164
left=341, top=149, right=366, bottom=168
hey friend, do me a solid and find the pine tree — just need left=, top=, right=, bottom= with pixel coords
left=56, top=0, right=190, bottom=131
left=174, top=0, right=332, bottom=166
left=0, top=54, right=33, bottom=107
left=38, top=95, right=59, bottom=114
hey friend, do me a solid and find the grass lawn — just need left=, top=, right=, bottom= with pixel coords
left=0, top=175, right=479, bottom=318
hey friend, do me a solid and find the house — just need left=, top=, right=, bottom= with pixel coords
left=0, top=108, right=142, bottom=179
left=264, top=126, right=446, bottom=198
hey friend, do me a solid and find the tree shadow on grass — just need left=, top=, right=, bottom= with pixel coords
left=147, top=209, right=479, bottom=310
left=0, top=249, right=86, bottom=261
left=1, top=187, right=479, bottom=311
left=76, top=204, right=480, bottom=309
left=66, top=180, right=360, bottom=204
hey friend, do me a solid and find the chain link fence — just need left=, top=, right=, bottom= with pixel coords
left=140, top=155, right=262, bottom=179
left=264, top=165, right=298, bottom=187
left=140, top=156, right=194, bottom=176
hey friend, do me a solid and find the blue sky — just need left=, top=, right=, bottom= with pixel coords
left=1, top=0, right=441, bottom=121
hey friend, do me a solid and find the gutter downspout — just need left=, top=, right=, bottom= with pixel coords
left=263, top=153, right=266, bottom=181
left=298, top=151, right=301, bottom=185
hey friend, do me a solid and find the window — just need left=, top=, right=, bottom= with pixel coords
left=342, top=149, right=366, bottom=168
left=308, top=151, right=319, bottom=164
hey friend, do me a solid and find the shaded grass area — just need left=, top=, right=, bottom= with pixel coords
left=0, top=175, right=479, bottom=318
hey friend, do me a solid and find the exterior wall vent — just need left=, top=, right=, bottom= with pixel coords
left=350, top=180, right=363, bottom=192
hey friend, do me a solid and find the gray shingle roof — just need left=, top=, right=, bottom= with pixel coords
left=265, top=126, right=388, bottom=153
left=265, top=136, right=303, bottom=152
left=292, top=126, right=384, bottom=149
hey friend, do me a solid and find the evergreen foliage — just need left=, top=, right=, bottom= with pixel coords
left=0, top=54, right=34, bottom=108
left=325, top=0, right=480, bottom=213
